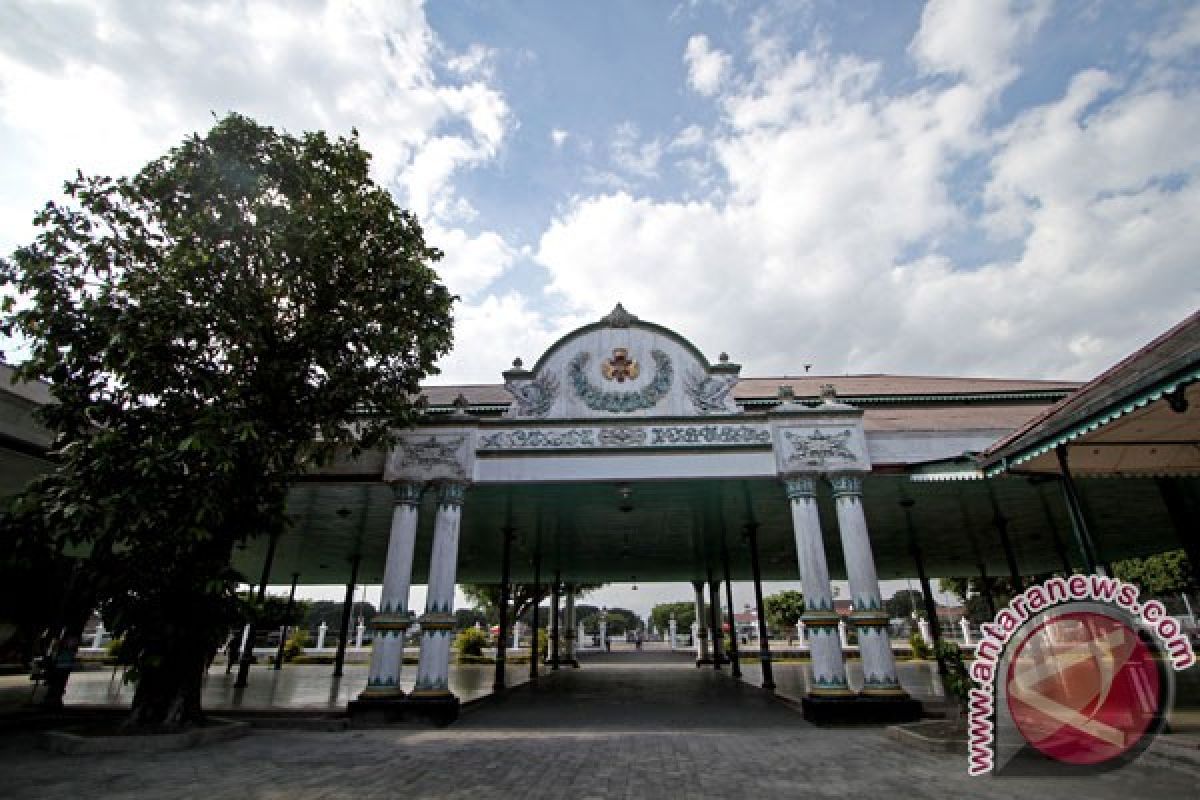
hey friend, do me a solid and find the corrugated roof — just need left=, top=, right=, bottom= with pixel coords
left=420, top=374, right=1078, bottom=407
left=984, top=311, right=1200, bottom=467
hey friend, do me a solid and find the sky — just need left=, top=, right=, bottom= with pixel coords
left=3, top=1, right=1199, bottom=617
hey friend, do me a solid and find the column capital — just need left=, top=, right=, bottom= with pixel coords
left=392, top=481, right=424, bottom=507
left=828, top=473, right=863, bottom=499
left=783, top=475, right=818, bottom=500
left=436, top=481, right=468, bottom=508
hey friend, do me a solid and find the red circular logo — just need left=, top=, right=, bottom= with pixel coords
left=1006, top=611, right=1161, bottom=765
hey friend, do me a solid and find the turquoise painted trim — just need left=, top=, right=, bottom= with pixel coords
left=985, top=368, right=1200, bottom=477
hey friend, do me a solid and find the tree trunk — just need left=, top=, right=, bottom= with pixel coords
left=125, top=641, right=209, bottom=729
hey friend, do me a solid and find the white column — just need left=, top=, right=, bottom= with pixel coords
left=361, top=482, right=423, bottom=699
left=413, top=482, right=466, bottom=696
left=797, top=621, right=806, bottom=645
left=838, top=619, right=850, bottom=649
left=918, top=618, right=933, bottom=648
left=692, top=582, right=710, bottom=664
left=668, top=618, right=677, bottom=650
left=598, top=617, right=608, bottom=650
left=959, top=618, right=972, bottom=646
left=564, top=586, right=577, bottom=663
left=238, top=623, right=251, bottom=654
left=92, top=622, right=106, bottom=649
left=577, top=622, right=586, bottom=649
left=829, top=474, right=904, bottom=696
left=513, top=622, right=523, bottom=651
left=355, top=623, right=365, bottom=649
left=316, top=621, right=328, bottom=650
left=785, top=477, right=850, bottom=695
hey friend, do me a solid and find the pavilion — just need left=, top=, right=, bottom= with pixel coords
left=2, top=304, right=1196, bottom=723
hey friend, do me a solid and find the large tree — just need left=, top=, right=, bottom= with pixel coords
left=1113, top=550, right=1193, bottom=597
left=763, top=590, right=805, bottom=636
left=462, top=583, right=602, bottom=627
left=649, top=601, right=696, bottom=632
left=0, top=113, right=454, bottom=728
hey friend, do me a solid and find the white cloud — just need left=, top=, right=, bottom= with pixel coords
left=533, top=1, right=1200, bottom=383
left=910, top=0, right=1051, bottom=90
left=550, top=128, right=569, bottom=148
left=0, top=0, right=530, bottom=387
left=670, top=124, right=707, bottom=150
left=0, top=0, right=510, bottom=243
left=610, top=121, right=663, bottom=179
left=684, top=33, right=731, bottom=96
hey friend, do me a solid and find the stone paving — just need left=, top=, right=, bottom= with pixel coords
left=1, top=654, right=1197, bottom=799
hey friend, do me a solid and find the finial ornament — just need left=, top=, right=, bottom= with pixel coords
left=512, top=356, right=524, bottom=369
left=820, top=384, right=838, bottom=404
left=601, top=302, right=637, bottom=328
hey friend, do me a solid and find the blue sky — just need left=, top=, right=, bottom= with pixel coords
left=2, top=1, right=1198, bottom=389
left=2, top=1, right=1199, bottom=613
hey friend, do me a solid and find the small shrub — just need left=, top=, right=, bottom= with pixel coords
left=283, top=628, right=309, bottom=663
left=455, top=628, right=487, bottom=660
left=936, top=640, right=975, bottom=724
left=104, top=636, right=128, bottom=664
left=909, top=630, right=932, bottom=660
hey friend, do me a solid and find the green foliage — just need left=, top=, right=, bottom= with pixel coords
left=454, top=627, right=488, bottom=659
left=282, top=628, right=308, bottom=663
left=909, top=631, right=932, bottom=660
left=763, top=590, right=805, bottom=633
left=105, top=636, right=129, bottom=664
left=649, top=602, right=695, bottom=632
left=455, top=609, right=488, bottom=631
left=0, top=113, right=454, bottom=728
left=462, top=583, right=603, bottom=627
left=1113, top=549, right=1193, bottom=596
left=536, top=628, right=548, bottom=659
left=578, top=607, right=640, bottom=635
left=935, top=640, right=975, bottom=718
left=939, top=577, right=1021, bottom=625
left=883, top=589, right=924, bottom=620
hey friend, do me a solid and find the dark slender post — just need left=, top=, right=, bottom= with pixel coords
left=707, top=567, right=723, bottom=670
left=745, top=523, right=775, bottom=690
left=1056, top=446, right=1104, bottom=574
left=721, top=544, right=741, bottom=679
left=986, top=482, right=1022, bottom=586
left=494, top=527, right=514, bottom=691
left=1158, top=477, right=1200, bottom=585
left=1035, top=484, right=1074, bottom=575
left=908, top=526, right=948, bottom=685
left=550, top=571, right=561, bottom=670
left=274, top=572, right=300, bottom=671
left=332, top=553, right=361, bottom=678
left=236, top=530, right=280, bottom=687
left=529, top=551, right=541, bottom=683
left=976, top=563, right=997, bottom=619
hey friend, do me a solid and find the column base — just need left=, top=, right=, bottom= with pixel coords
left=800, top=694, right=922, bottom=725
left=347, top=693, right=460, bottom=727
left=356, top=686, right=406, bottom=702
left=695, top=656, right=713, bottom=666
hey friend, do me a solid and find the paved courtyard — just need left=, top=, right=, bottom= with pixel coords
left=1, top=653, right=1197, bottom=799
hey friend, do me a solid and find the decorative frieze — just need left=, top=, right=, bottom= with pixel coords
left=477, top=423, right=771, bottom=451
left=568, top=349, right=673, bottom=412
left=504, top=371, right=559, bottom=417
left=773, top=422, right=871, bottom=475
left=386, top=433, right=475, bottom=483
left=785, top=429, right=855, bottom=468
left=683, top=369, right=739, bottom=414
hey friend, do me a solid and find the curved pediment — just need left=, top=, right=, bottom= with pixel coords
left=502, top=303, right=741, bottom=419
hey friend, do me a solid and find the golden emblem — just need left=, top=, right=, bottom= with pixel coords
left=601, top=347, right=639, bottom=382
